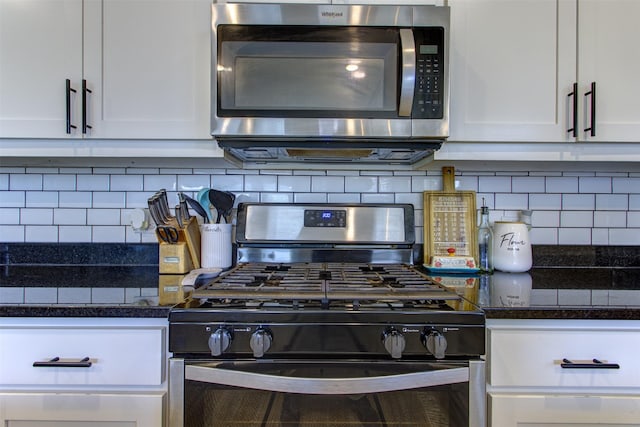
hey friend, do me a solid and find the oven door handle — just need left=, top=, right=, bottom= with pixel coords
left=185, top=365, right=468, bottom=395
left=398, top=28, right=416, bottom=117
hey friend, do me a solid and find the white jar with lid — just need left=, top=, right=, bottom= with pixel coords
left=492, top=221, right=532, bottom=273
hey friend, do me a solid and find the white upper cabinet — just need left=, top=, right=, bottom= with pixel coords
left=0, top=0, right=212, bottom=140
left=0, top=0, right=83, bottom=138
left=448, top=0, right=577, bottom=142
left=449, top=0, right=640, bottom=143
left=577, top=0, right=640, bottom=142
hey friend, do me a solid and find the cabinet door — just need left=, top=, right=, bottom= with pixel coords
left=578, top=0, right=640, bottom=142
left=490, top=394, right=640, bottom=426
left=0, top=393, right=164, bottom=427
left=83, top=0, right=212, bottom=139
left=0, top=0, right=83, bottom=138
left=448, top=0, right=577, bottom=142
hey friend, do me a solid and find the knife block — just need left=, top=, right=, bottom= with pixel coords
left=159, top=242, right=193, bottom=274
left=158, top=273, right=190, bottom=306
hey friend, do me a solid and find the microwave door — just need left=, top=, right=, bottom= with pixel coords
left=398, top=29, right=416, bottom=117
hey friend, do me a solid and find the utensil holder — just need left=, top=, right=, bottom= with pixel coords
left=200, top=224, right=233, bottom=269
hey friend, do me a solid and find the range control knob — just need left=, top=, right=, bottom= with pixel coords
left=208, top=328, right=232, bottom=356
left=382, top=328, right=406, bottom=359
left=249, top=328, right=273, bottom=358
left=422, top=329, right=447, bottom=359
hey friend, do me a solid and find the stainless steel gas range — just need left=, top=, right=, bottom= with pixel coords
left=169, top=203, right=485, bottom=427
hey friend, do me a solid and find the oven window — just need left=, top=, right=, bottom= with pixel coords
left=183, top=363, right=469, bottom=427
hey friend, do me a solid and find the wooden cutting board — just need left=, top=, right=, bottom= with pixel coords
left=423, top=166, right=478, bottom=266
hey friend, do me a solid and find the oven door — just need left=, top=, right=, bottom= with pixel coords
left=169, top=358, right=485, bottom=427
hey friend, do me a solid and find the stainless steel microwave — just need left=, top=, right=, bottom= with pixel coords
left=211, top=3, right=450, bottom=165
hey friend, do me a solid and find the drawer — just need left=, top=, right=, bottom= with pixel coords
left=0, top=325, right=166, bottom=386
left=488, top=326, right=640, bottom=388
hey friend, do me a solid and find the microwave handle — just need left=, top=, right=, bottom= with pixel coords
left=398, top=29, right=416, bottom=117
left=185, top=364, right=468, bottom=395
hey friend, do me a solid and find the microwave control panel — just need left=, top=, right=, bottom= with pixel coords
left=413, top=28, right=445, bottom=119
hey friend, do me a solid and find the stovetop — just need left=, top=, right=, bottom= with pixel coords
left=190, top=262, right=467, bottom=310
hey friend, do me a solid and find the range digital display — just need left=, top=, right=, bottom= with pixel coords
left=304, top=209, right=347, bottom=227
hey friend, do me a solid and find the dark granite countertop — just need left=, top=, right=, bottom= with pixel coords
left=2, top=243, right=640, bottom=320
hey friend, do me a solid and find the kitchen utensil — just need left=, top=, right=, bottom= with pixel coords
left=175, top=205, right=184, bottom=228
left=180, top=192, right=209, bottom=223
left=156, top=226, right=179, bottom=244
left=197, top=188, right=213, bottom=223
left=222, top=191, right=236, bottom=223
left=209, top=189, right=235, bottom=224
left=492, top=221, right=532, bottom=272
left=423, top=166, right=478, bottom=267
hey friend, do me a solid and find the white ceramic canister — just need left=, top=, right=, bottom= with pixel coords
left=200, top=223, right=233, bottom=269
left=492, top=221, right=532, bottom=272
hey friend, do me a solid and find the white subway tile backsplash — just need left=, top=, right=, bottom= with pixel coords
left=54, top=209, right=87, bottom=225
left=76, top=175, right=110, bottom=191
left=178, top=174, right=210, bottom=192
left=211, top=174, right=244, bottom=191
left=312, top=176, right=345, bottom=193
left=0, top=208, right=20, bottom=224
left=260, top=192, right=294, bottom=203
left=529, top=193, right=561, bottom=210
left=579, top=177, right=611, bottom=193
left=10, top=174, right=43, bottom=191
left=512, top=176, right=545, bottom=193
left=608, top=228, right=640, bottom=245
left=479, top=176, right=511, bottom=193
left=533, top=210, right=561, bottom=227
left=87, top=209, right=121, bottom=225
left=379, top=176, right=411, bottom=193
left=58, top=287, right=92, bottom=304
left=530, top=289, right=557, bottom=305
left=21, top=208, right=53, bottom=225
left=1, top=168, right=639, bottom=245
left=558, top=289, right=591, bottom=305
left=596, top=194, right=628, bottom=211
left=25, top=192, right=58, bottom=208
left=0, top=225, right=25, bottom=242
left=25, top=225, right=58, bottom=242
left=59, top=226, right=92, bottom=242
left=245, top=175, right=277, bottom=192
left=43, top=174, right=76, bottom=191
left=546, top=176, right=578, bottom=193
left=591, top=228, right=609, bottom=245
left=0, top=174, right=9, bottom=190
left=345, top=176, right=377, bottom=193
left=91, top=287, right=125, bottom=304
left=594, top=211, right=627, bottom=228
left=494, top=193, right=528, bottom=210
left=613, top=177, right=640, bottom=194
left=361, top=193, right=395, bottom=203
left=143, top=174, right=177, bottom=192
left=328, top=193, right=360, bottom=203
left=59, top=191, right=92, bottom=208
left=110, top=174, right=144, bottom=191
left=560, top=211, right=593, bottom=228
left=562, top=194, right=595, bottom=210
left=278, top=176, right=311, bottom=192
left=93, top=192, right=126, bottom=208
left=411, top=176, right=442, bottom=192
left=24, top=287, right=58, bottom=304
left=92, top=226, right=126, bottom=242
left=0, top=191, right=25, bottom=207
left=294, top=193, right=327, bottom=203
left=558, top=228, right=592, bottom=244
left=0, top=287, right=24, bottom=304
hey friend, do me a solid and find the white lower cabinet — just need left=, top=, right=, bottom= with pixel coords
left=487, top=319, right=640, bottom=427
left=0, top=317, right=168, bottom=427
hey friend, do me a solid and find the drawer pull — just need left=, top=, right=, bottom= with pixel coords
left=561, top=358, right=619, bottom=369
left=33, top=357, right=92, bottom=368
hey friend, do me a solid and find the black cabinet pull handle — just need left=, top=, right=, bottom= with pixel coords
left=567, top=82, right=577, bottom=137
left=561, top=358, right=619, bottom=369
left=65, top=79, right=77, bottom=134
left=584, top=81, right=596, bottom=137
left=33, top=356, right=92, bottom=368
left=82, top=79, right=92, bottom=134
